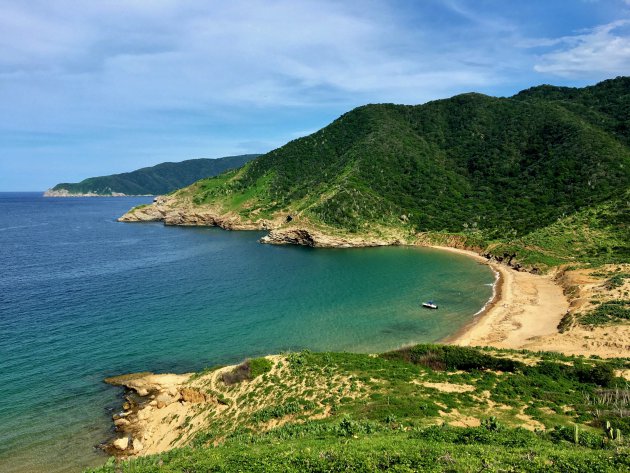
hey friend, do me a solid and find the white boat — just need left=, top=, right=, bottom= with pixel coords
left=422, top=301, right=438, bottom=309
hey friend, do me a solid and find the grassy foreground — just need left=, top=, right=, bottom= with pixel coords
left=89, top=345, right=630, bottom=472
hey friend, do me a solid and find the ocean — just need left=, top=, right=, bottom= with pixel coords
left=0, top=192, right=494, bottom=472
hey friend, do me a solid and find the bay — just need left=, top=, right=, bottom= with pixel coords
left=0, top=192, right=493, bottom=472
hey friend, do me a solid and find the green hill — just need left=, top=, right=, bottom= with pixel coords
left=45, top=154, right=260, bottom=196
left=127, top=77, right=629, bottom=268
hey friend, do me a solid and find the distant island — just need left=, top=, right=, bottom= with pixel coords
left=43, top=154, right=260, bottom=197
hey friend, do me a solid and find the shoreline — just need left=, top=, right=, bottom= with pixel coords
left=117, top=200, right=612, bottom=356
left=116, top=202, right=626, bottom=355
left=433, top=245, right=569, bottom=351
left=433, top=246, right=504, bottom=345
left=99, top=241, right=625, bottom=462
left=120, top=199, right=574, bottom=353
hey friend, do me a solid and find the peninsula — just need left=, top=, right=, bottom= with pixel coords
left=44, top=154, right=260, bottom=197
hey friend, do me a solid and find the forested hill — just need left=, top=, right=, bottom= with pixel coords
left=124, top=77, right=630, bottom=266
left=513, top=77, right=630, bottom=144
left=45, top=154, right=260, bottom=196
left=127, top=77, right=629, bottom=266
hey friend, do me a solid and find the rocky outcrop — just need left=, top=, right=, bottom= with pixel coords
left=112, top=437, right=129, bottom=450
left=103, top=372, right=193, bottom=458
left=117, top=196, right=277, bottom=230
left=117, top=203, right=165, bottom=222
left=120, top=198, right=408, bottom=248
left=260, top=228, right=403, bottom=248
left=180, top=387, right=208, bottom=403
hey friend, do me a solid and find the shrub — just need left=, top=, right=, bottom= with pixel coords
left=382, top=345, right=524, bottom=372
left=248, top=357, right=274, bottom=378
left=580, top=300, right=630, bottom=325
left=222, top=357, right=273, bottom=385
left=547, top=425, right=606, bottom=449
left=251, top=400, right=316, bottom=423
left=574, top=363, right=615, bottom=387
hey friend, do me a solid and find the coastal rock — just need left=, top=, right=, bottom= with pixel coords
left=260, top=228, right=401, bottom=248
left=117, top=204, right=165, bottom=222
left=113, top=437, right=129, bottom=450
left=181, top=387, right=207, bottom=403
left=261, top=228, right=316, bottom=246
left=132, top=438, right=144, bottom=453
left=114, top=418, right=131, bottom=428
left=117, top=195, right=279, bottom=232
left=155, top=392, right=179, bottom=409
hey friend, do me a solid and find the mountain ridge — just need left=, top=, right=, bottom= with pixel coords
left=45, top=154, right=261, bottom=197
left=120, top=77, right=629, bottom=269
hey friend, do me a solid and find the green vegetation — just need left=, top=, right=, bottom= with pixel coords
left=49, top=154, right=259, bottom=196
left=89, top=345, right=630, bottom=472
left=489, top=193, right=630, bottom=269
left=93, top=430, right=630, bottom=472
left=221, top=357, right=273, bottom=385
left=165, top=78, right=629, bottom=269
left=580, top=300, right=630, bottom=326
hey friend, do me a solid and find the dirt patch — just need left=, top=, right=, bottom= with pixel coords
left=439, top=408, right=480, bottom=427
left=418, top=381, right=475, bottom=393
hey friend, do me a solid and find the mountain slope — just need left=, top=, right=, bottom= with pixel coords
left=121, top=78, right=630, bottom=265
left=45, top=154, right=260, bottom=196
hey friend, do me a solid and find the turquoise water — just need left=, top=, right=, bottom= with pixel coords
left=0, top=193, right=494, bottom=472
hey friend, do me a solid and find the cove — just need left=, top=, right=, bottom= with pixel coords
left=0, top=193, right=494, bottom=472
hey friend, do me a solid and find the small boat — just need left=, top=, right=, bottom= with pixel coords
left=422, top=301, right=438, bottom=309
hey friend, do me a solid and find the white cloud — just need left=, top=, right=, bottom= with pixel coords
left=534, top=20, right=630, bottom=78
left=5, top=0, right=627, bottom=190
left=0, top=0, right=509, bottom=135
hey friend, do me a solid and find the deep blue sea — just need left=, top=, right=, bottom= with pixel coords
left=0, top=192, right=494, bottom=472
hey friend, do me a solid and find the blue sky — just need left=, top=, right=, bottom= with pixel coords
left=1, top=0, right=629, bottom=191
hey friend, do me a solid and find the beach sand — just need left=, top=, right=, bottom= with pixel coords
left=437, top=246, right=630, bottom=358
left=434, top=246, right=569, bottom=350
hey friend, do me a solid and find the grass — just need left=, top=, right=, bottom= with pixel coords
left=91, top=427, right=630, bottom=472
left=88, top=345, right=630, bottom=472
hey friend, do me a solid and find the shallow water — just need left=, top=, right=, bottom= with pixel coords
left=0, top=193, right=493, bottom=472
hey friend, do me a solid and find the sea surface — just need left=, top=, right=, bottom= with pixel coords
left=0, top=192, right=494, bottom=472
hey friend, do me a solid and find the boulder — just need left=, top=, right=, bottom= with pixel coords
left=132, top=438, right=143, bottom=452
left=113, top=437, right=129, bottom=450
left=114, top=418, right=130, bottom=428
left=181, top=388, right=207, bottom=403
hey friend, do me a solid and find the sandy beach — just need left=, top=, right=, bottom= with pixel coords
left=435, top=246, right=630, bottom=358
left=433, top=246, right=569, bottom=350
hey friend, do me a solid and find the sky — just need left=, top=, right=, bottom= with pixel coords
left=1, top=0, right=630, bottom=191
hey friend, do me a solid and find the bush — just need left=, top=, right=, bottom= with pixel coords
left=248, top=357, right=274, bottom=378
left=251, top=400, right=316, bottom=423
left=580, top=300, right=630, bottom=325
left=547, top=425, right=606, bottom=449
left=574, top=363, right=615, bottom=387
left=409, top=424, right=539, bottom=448
left=382, top=345, right=524, bottom=372
left=222, top=357, right=273, bottom=385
